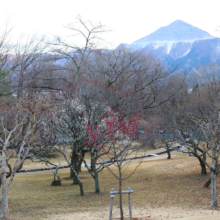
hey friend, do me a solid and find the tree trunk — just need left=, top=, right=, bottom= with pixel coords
left=211, top=169, right=218, bottom=207
left=94, top=170, right=100, bottom=193
left=0, top=163, right=12, bottom=189
left=198, top=157, right=207, bottom=174
left=73, top=172, right=79, bottom=185
left=78, top=150, right=86, bottom=172
left=119, top=167, right=124, bottom=220
left=70, top=166, right=84, bottom=195
left=201, top=163, right=207, bottom=175
left=70, top=151, right=78, bottom=178
left=167, top=148, right=171, bottom=159
left=1, top=183, right=9, bottom=219
left=90, top=151, right=100, bottom=193
left=1, top=151, right=9, bottom=219
left=203, top=178, right=211, bottom=188
left=90, top=151, right=96, bottom=172
left=70, top=167, right=74, bottom=178
left=203, top=170, right=220, bottom=188
left=70, top=141, right=81, bottom=178
left=79, top=182, right=84, bottom=196
left=70, top=150, right=80, bottom=184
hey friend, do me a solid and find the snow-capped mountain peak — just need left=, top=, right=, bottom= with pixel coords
left=125, top=20, right=215, bottom=60
left=117, top=20, right=220, bottom=71
left=132, top=20, right=214, bottom=46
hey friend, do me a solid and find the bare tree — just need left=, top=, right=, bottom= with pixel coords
left=11, top=35, right=47, bottom=98
left=0, top=97, right=50, bottom=219
left=106, top=141, right=144, bottom=220
left=174, top=107, right=220, bottom=207
left=48, top=15, right=107, bottom=83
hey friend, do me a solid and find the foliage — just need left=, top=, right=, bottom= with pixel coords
left=85, top=110, right=138, bottom=146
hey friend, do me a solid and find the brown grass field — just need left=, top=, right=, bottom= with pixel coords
left=3, top=150, right=220, bottom=219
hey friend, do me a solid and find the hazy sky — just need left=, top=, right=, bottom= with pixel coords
left=0, top=0, right=219, bottom=48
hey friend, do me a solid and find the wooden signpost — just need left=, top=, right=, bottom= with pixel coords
left=109, top=187, right=133, bottom=220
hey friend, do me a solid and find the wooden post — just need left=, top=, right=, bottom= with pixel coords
left=109, top=188, right=114, bottom=220
left=109, top=187, right=133, bottom=220
left=128, top=187, right=132, bottom=220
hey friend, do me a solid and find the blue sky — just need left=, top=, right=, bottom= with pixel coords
left=0, top=0, right=219, bottom=48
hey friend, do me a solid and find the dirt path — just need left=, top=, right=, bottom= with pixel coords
left=16, top=152, right=173, bottom=176
left=16, top=168, right=70, bottom=175
left=49, top=206, right=220, bottom=220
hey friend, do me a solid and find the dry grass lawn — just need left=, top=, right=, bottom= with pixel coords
left=3, top=150, right=220, bottom=219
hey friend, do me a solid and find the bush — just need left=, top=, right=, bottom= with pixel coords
left=51, top=179, right=61, bottom=186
